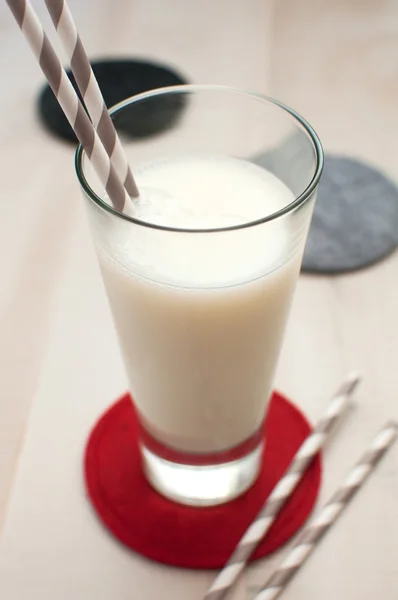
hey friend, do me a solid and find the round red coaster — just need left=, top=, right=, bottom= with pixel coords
left=84, top=392, right=322, bottom=569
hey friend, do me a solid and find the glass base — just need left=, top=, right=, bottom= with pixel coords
left=141, top=441, right=263, bottom=506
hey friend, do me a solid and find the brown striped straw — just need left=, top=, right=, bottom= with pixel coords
left=43, top=0, right=138, bottom=199
left=5, top=0, right=131, bottom=212
left=254, top=420, right=398, bottom=600
left=205, top=373, right=361, bottom=600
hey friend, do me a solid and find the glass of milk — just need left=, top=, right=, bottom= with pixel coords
left=76, top=86, right=323, bottom=506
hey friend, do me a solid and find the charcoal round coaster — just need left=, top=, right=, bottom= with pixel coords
left=38, top=59, right=187, bottom=143
left=302, top=155, right=398, bottom=273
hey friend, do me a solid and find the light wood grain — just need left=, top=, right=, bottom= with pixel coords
left=0, top=0, right=397, bottom=599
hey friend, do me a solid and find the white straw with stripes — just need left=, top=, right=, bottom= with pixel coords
left=254, top=420, right=398, bottom=600
left=44, top=0, right=138, bottom=199
left=205, top=373, right=360, bottom=600
left=5, top=0, right=131, bottom=212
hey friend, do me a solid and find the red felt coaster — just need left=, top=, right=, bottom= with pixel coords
left=84, top=392, right=322, bottom=569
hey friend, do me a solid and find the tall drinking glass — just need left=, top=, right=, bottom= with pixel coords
left=76, top=85, right=323, bottom=506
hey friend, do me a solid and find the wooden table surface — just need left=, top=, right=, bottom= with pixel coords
left=0, top=1, right=397, bottom=599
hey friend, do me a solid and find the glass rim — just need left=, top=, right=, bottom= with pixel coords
left=75, top=84, right=324, bottom=234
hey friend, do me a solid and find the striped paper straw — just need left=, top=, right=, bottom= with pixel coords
left=6, top=0, right=129, bottom=212
left=44, top=0, right=138, bottom=199
left=254, top=420, right=398, bottom=600
left=205, top=373, right=360, bottom=600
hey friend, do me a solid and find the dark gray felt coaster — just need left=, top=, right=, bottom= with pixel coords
left=302, top=155, right=398, bottom=273
left=38, top=59, right=187, bottom=143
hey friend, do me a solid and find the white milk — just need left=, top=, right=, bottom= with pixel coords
left=97, top=155, right=303, bottom=454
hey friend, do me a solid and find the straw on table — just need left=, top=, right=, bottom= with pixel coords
left=254, top=420, right=398, bottom=600
left=44, top=0, right=138, bottom=199
left=205, top=373, right=360, bottom=600
left=5, top=0, right=130, bottom=212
